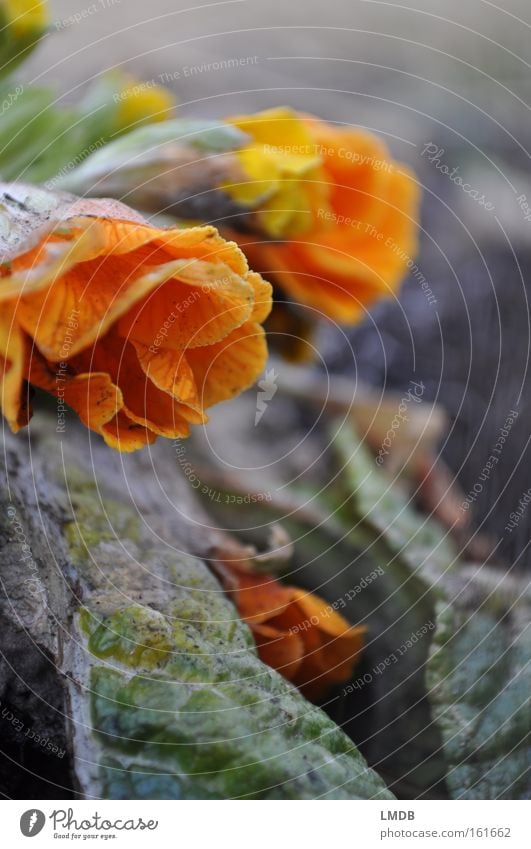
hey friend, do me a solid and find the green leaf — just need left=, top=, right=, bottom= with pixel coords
left=0, top=84, right=100, bottom=182
left=427, top=582, right=530, bottom=799
left=53, top=117, right=248, bottom=196
left=0, top=74, right=207, bottom=185
left=66, top=470, right=393, bottom=800
left=332, top=423, right=530, bottom=799
left=198, top=418, right=529, bottom=798
left=189, top=430, right=448, bottom=798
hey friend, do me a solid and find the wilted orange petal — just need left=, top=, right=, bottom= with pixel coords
left=101, top=410, right=157, bottom=452
left=234, top=571, right=292, bottom=625
left=218, top=555, right=365, bottom=699
left=16, top=245, right=180, bottom=362
left=61, top=213, right=247, bottom=275
left=290, top=587, right=356, bottom=637
left=252, top=623, right=305, bottom=679
left=63, top=374, right=123, bottom=433
left=317, top=627, right=366, bottom=685
left=0, top=188, right=272, bottom=450
left=118, top=258, right=256, bottom=352
left=72, top=335, right=198, bottom=438
left=267, top=592, right=365, bottom=698
left=187, top=321, right=268, bottom=408
left=28, top=352, right=123, bottom=433
left=247, top=271, right=273, bottom=324
left=2, top=230, right=97, bottom=302
left=132, top=341, right=202, bottom=418
left=4, top=213, right=160, bottom=301
left=287, top=615, right=330, bottom=694
left=13, top=216, right=256, bottom=362
left=295, top=626, right=365, bottom=699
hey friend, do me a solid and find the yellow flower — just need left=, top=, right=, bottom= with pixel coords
left=0, top=187, right=271, bottom=452
left=3, top=0, right=47, bottom=37
left=223, top=107, right=420, bottom=323
left=223, top=107, right=328, bottom=239
left=0, top=0, right=48, bottom=76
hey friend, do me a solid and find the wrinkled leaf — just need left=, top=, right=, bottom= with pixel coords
left=185, top=405, right=449, bottom=797
left=0, top=73, right=179, bottom=185
left=54, top=118, right=251, bottom=222
left=427, top=577, right=530, bottom=799
left=185, top=400, right=529, bottom=798
left=333, top=424, right=530, bottom=799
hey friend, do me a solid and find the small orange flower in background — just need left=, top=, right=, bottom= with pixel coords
left=224, top=107, right=420, bottom=323
left=217, top=558, right=365, bottom=701
left=0, top=185, right=272, bottom=451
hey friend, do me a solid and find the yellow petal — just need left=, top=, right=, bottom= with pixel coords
left=114, top=77, right=176, bottom=131
left=229, top=107, right=316, bottom=151
left=101, top=411, right=158, bottom=452
left=223, top=108, right=324, bottom=238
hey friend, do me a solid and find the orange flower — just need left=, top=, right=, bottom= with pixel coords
left=0, top=186, right=272, bottom=451
left=221, top=561, right=365, bottom=701
left=225, top=108, right=420, bottom=323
